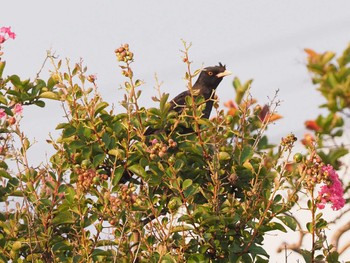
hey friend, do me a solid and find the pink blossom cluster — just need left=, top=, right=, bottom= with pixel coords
left=0, top=26, right=16, bottom=44
left=0, top=104, right=23, bottom=125
left=317, top=164, right=345, bottom=211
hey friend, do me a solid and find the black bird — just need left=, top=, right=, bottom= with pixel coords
left=120, top=63, right=231, bottom=183
left=145, top=63, right=232, bottom=135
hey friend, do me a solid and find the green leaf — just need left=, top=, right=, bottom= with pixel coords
left=64, top=186, right=76, bottom=204
left=307, top=199, right=312, bottom=210
left=9, top=75, right=22, bottom=87
left=197, top=118, right=213, bottom=127
left=183, top=183, right=199, bottom=198
left=248, top=244, right=269, bottom=258
left=84, top=213, right=98, bottom=228
left=124, top=81, right=131, bottom=90
left=91, top=249, right=113, bottom=261
left=47, top=76, right=59, bottom=90
left=0, top=94, right=7, bottom=105
left=0, top=169, right=11, bottom=180
left=112, top=166, right=126, bottom=186
left=170, top=225, right=194, bottom=233
left=160, top=254, right=177, bottom=263
left=0, top=161, right=8, bottom=170
left=62, top=125, right=76, bottom=138
left=229, top=252, right=243, bottom=263
left=52, top=210, right=75, bottom=225
left=33, top=79, right=46, bottom=95
left=262, top=221, right=286, bottom=233
left=316, top=212, right=323, bottom=220
left=0, top=61, right=5, bottom=78
left=56, top=123, right=70, bottom=130
left=300, top=249, right=312, bottom=263
left=185, top=95, right=192, bottom=106
left=108, top=149, right=124, bottom=159
left=233, top=77, right=242, bottom=90
left=329, top=147, right=348, bottom=163
left=52, top=240, right=72, bottom=253
left=239, top=145, right=254, bottom=164
left=168, top=197, right=182, bottom=211
left=255, top=256, right=269, bottom=263
left=69, top=140, right=85, bottom=150
left=76, top=123, right=91, bottom=139
left=331, top=129, right=343, bottom=137
left=315, top=218, right=328, bottom=229
left=326, top=251, right=339, bottom=263
left=273, top=194, right=282, bottom=203
left=148, top=107, right=161, bottom=117
left=135, top=79, right=143, bottom=87
left=159, top=93, right=170, bottom=112
left=93, top=153, right=106, bottom=167
left=39, top=91, right=60, bottom=100
left=326, top=73, right=338, bottom=88
left=182, top=179, right=192, bottom=190
left=102, top=133, right=111, bottom=147
left=321, top=51, right=335, bottom=64
left=187, top=254, right=209, bottom=263
left=64, top=72, right=70, bottom=81
left=128, top=164, right=147, bottom=178
left=219, top=151, right=231, bottom=161
left=306, top=222, right=313, bottom=233
left=7, top=177, right=19, bottom=189
left=6, top=89, right=20, bottom=98
left=73, top=255, right=83, bottom=263
left=39, top=198, right=52, bottom=208
left=34, top=100, right=46, bottom=107
left=174, top=159, right=185, bottom=171
left=94, top=102, right=109, bottom=117
left=277, top=215, right=297, bottom=231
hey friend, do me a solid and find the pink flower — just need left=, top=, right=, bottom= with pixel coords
left=0, top=27, right=8, bottom=33
left=13, top=104, right=23, bottom=115
left=8, top=31, right=16, bottom=40
left=0, top=109, right=7, bottom=119
left=0, top=27, right=16, bottom=39
left=316, top=165, right=345, bottom=211
left=0, top=26, right=16, bottom=44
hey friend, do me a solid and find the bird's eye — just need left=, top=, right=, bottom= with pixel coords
left=208, top=71, right=213, bottom=76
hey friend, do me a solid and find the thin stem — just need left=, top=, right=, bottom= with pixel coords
left=310, top=188, right=316, bottom=263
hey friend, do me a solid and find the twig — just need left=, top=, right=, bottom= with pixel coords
left=34, top=50, right=56, bottom=81
left=331, top=219, right=350, bottom=253
left=276, top=214, right=306, bottom=255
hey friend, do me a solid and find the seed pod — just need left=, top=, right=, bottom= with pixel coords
left=158, top=151, right=166, bottom=158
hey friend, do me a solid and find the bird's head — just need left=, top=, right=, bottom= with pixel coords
left=196, top=63, right=232, bottom=90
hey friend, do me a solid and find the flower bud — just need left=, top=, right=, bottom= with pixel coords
left=7, top=116, right=16, bottom=125
left=293, top=153, right=302, bottom=163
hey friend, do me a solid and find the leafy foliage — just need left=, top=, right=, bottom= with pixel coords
left=0, top=41, right=349, bottom=263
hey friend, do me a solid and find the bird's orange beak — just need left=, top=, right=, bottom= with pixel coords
left=216, top=70, right=232, bottom=78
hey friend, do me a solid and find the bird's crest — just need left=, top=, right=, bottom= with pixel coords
left=218, top=62, right=226, bottom=69
left=202, top=63, right=226, bottom=72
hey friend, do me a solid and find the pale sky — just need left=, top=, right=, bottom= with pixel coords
left=2, top=1, right=350, bottom=261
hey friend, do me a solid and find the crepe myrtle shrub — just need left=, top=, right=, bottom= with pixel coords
left=0, top=37, right=346, bottom=263
left=276, top=45, right=350, bottom=263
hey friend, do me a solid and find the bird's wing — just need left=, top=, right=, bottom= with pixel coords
left=144, top=90, right=191, bottom=136
left=169, top=90, right=191, bottom=114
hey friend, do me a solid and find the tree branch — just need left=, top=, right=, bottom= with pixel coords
left=331, top=219, right=350, bottom=254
